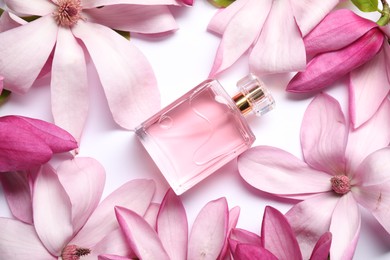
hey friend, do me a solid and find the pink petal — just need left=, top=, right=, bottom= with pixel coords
left=218, top=206, right=241, bottom=259
left=286, top=193, right=340, bottom=259
left=51, top=26, right=89, bottom=144
left=233, top=243, right=277, bottom=260
left=329, top=193, right=361, bottom=259
left=207, top=0, right=249, bottom=35
left=0, top=11, right=26, bottom=32
left=346, top=98, right=390, bottom=175
left=72, top=21, right=160, bottom=129
left=301, top=94, right=347, bottom=175
left=209, top=0, right=272, bottom=77
left=144, top=202, right=160, bottom=230
left=349, top=44, right=390, bottom=129
left=115, top=206, right=170, bottom=259
left=287, top=28, right=384, bottom=93
left=238, top=146, right=331, bottom=198
left=309, top=232, right=332, bottom=260
left=385, top=41, right=390, bottom=78
left=83, top=5, right=178, bottom=34
left=82, top=0, right=181, bottom=9
left=0, top=172, right=33, bottom=224
left=249, top=0, right=306, bottom=75
left=5, top=0, right=55, bottom=16
left=89, top=229, right=134, bottom=259
left=71, top=179, right=155, bottom=248
left=303, top=9, right=377, bottom=56
left=99, top=255, right=131, bottom=260
left=229, top=228, right=262, bottom=252
left=290, top=0, right=340, bottom=36
left=188, top=198, right=228, bottom=259
left=0, top=15, right=58, bottom=93
left=0, top=218, right=54, bottom=259
left=157, top=189, right=188, bottom=260
left=261, top=206, right=302, bottom=260
left=381, top=24, right=390, bottom=37
left=33, top=164, right=73, bottom=256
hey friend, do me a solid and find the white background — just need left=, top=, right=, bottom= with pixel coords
left=1, top=1, right=390, bottom=259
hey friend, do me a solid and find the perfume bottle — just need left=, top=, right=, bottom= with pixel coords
left=135, top=74, right=274, bottom=195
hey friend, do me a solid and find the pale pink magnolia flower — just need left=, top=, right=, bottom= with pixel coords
left=229, top=206, right=332, bottom=260
left=238, top=93, right=390, bottom=259
left=113, top=189, right=240, bottom=260
left=0, top=0, right=179, bottom=143
left=207, top=0, right=340, bottom=77
left=0, top=157, right=156, bottom=259
left=287, top=9, right=390, bottom=129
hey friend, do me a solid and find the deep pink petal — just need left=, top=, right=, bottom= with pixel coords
left=238, top=146, right=331, bottom=198
left=290, top=0, right=340, bottom=36
left=188, top=198, right=228, bottom=259
left=157, top=189, right=188, bottom=260
left=249, top=0, right=306, bottom=75
left=209, top=0, right=272, bottom=77
left=329, top=193, right=361, bottom=259
left=5, top=0, right=56, bottom=16
left=51, top=26, right=89, bottom=144
left=0, top=15, right=57, bottom=93
left=301, top=94, right=347, bottom=175
left=144, top=202, right=160, bottom=230
left=287, top=28, right=384, bottom=93
left=303, top=9, right=377, bottom=56
left=33, top=164, right=73, bottom=256
left=71, top=179, right=155, bottom=248
left=115, top=206, right=170, bottom=259
left=346, top=98, right=390, bottom=175
left=286, top=193, right=340, bottom=259
left=82, top=0, right=180, bottom=9
left=0, top=218, right=54, bottom=259
left=310, top=232, right=332, bottom=260
left=72, top=21, right=160, bottom=129
left=261, top=206, right=302, bottom=260
left=385, top=41, right=390, bottom=79
left=218, top=206, right=241, bottom=259
left=229, top=228, right=262, bottom=252
left=0, top=11, right=26, bottom=32
left=89, top=229, right=134, bottom=259
left=233, top=243, right=277, bottom=260
left=0, top=171, right=33, bottom=224
left=349, top=44, right=390, bottom=129
left=84, top=5, right=177, bottom=34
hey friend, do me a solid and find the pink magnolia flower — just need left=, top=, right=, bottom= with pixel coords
left=207, top=0, right=340, bottom=77
left=287, top=9, right=390, bottom=128
left=114, top=189, right=240, bottom=260
left=229, top=206, right=332, bottom=260
left=238, top=93, right=390, bottom=259
left=0, top=115, right=77, bottom=172
left=0, top=0, right=179, bottom=143
left=0, top=157, right=156, bottom=259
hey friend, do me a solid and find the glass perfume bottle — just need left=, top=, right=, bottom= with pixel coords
left=135, top=74, right=274, bottom=195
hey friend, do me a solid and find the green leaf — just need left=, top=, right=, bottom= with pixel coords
left=351, top=0, right=379, bottom=12
left=0, top=90, right=11, bottom=106
left=208, top=0, right=236, bottom=8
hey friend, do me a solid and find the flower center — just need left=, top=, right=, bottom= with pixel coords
left=53, top=0, right=82, bottom=27
left=61, top=245, right=91, bottom=260
left=330, top=175, right=351, bottom=195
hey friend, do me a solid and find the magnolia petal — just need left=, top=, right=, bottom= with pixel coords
left=0, top=76, right=3, bottom=92
left=88, top=229, right=134, bottom=259
left=287, top=28, right=384, bottom=93
left=218, top=206, right=241, bottom=259
left=115, top=207, right=170, bottom=260
left=385, top=41, right=390, bottom=79
left=207, top=0, right=249, bottom=35
left=238, top=146, right=331, bottom=198
left=309, top=232, right=332, bottom=260
left=0, top=11, right=25, bottom=32
left=98, top=255, right=132, bottom=260
left=82, top=0, right=180, bottom=9
left=209, top=0, right=272, bottom=77
left=84, top=5, right=177, bottom=34
left=56, top=157, right=105, bottom=234
left=5, top=0, right=56, bottom=16
left=71, top=179, right=155, bottom=248
left=33, top=164, right=73, bottom=256
left=286, top=193, right=340, bottom=259
left=290, top=0, right=340, bottom=36
left=0, top=172, right=33, bottom=224
left=51, top=26, right=89, bottom=144
left=329, top=193, right=361, bottom=260
left=188, top=198, right=228, bottom=260
left=249, top=0, right=306, bottom=75
left=346, top=99, right=390, bottom=175
left=303, top=9, right=377, bottom=56
left=144, top=202, right=160, bottom=230
left=0, top=15, right=57, bottom=93
left=234, top=244, right=277, bottom=260
left=72, top=21, right=160, bottom=129
left=229, top=228, right=262, bottom=251
left=301, top=94, right=347, bottom=175
left=0, top=218, right=54, bottom=259
left=157, top=189, right=188, bottom=260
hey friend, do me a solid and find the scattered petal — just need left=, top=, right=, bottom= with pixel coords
left=234, top=243, right=277, bottom=260
left=82, top=0, right=181, bottom=9
left=144, top=203, right=160, bottom=230
left=309, top=232, right=332, bottom=260
left=89, top=229, right=134, bottom=259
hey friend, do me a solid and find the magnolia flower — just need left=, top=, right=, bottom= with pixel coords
left=0, top=115, right=77, bottom=172
left=229, top=206, right=332, bottom=260
left=207, top=0, right=340, bottom=76
left=0, top=75, right=3, bottom=92
left=0, top=157, right=156, bottom=259
left=0, top=0, right=179, bottom=143
left=238, top=93, right=390, bottom=259
left=114, top=189, right=240, bottom=259
left=287, top=9, right=390, bottom=128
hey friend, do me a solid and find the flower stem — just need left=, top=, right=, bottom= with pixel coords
left=377, top=0, right=390, bottom=26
